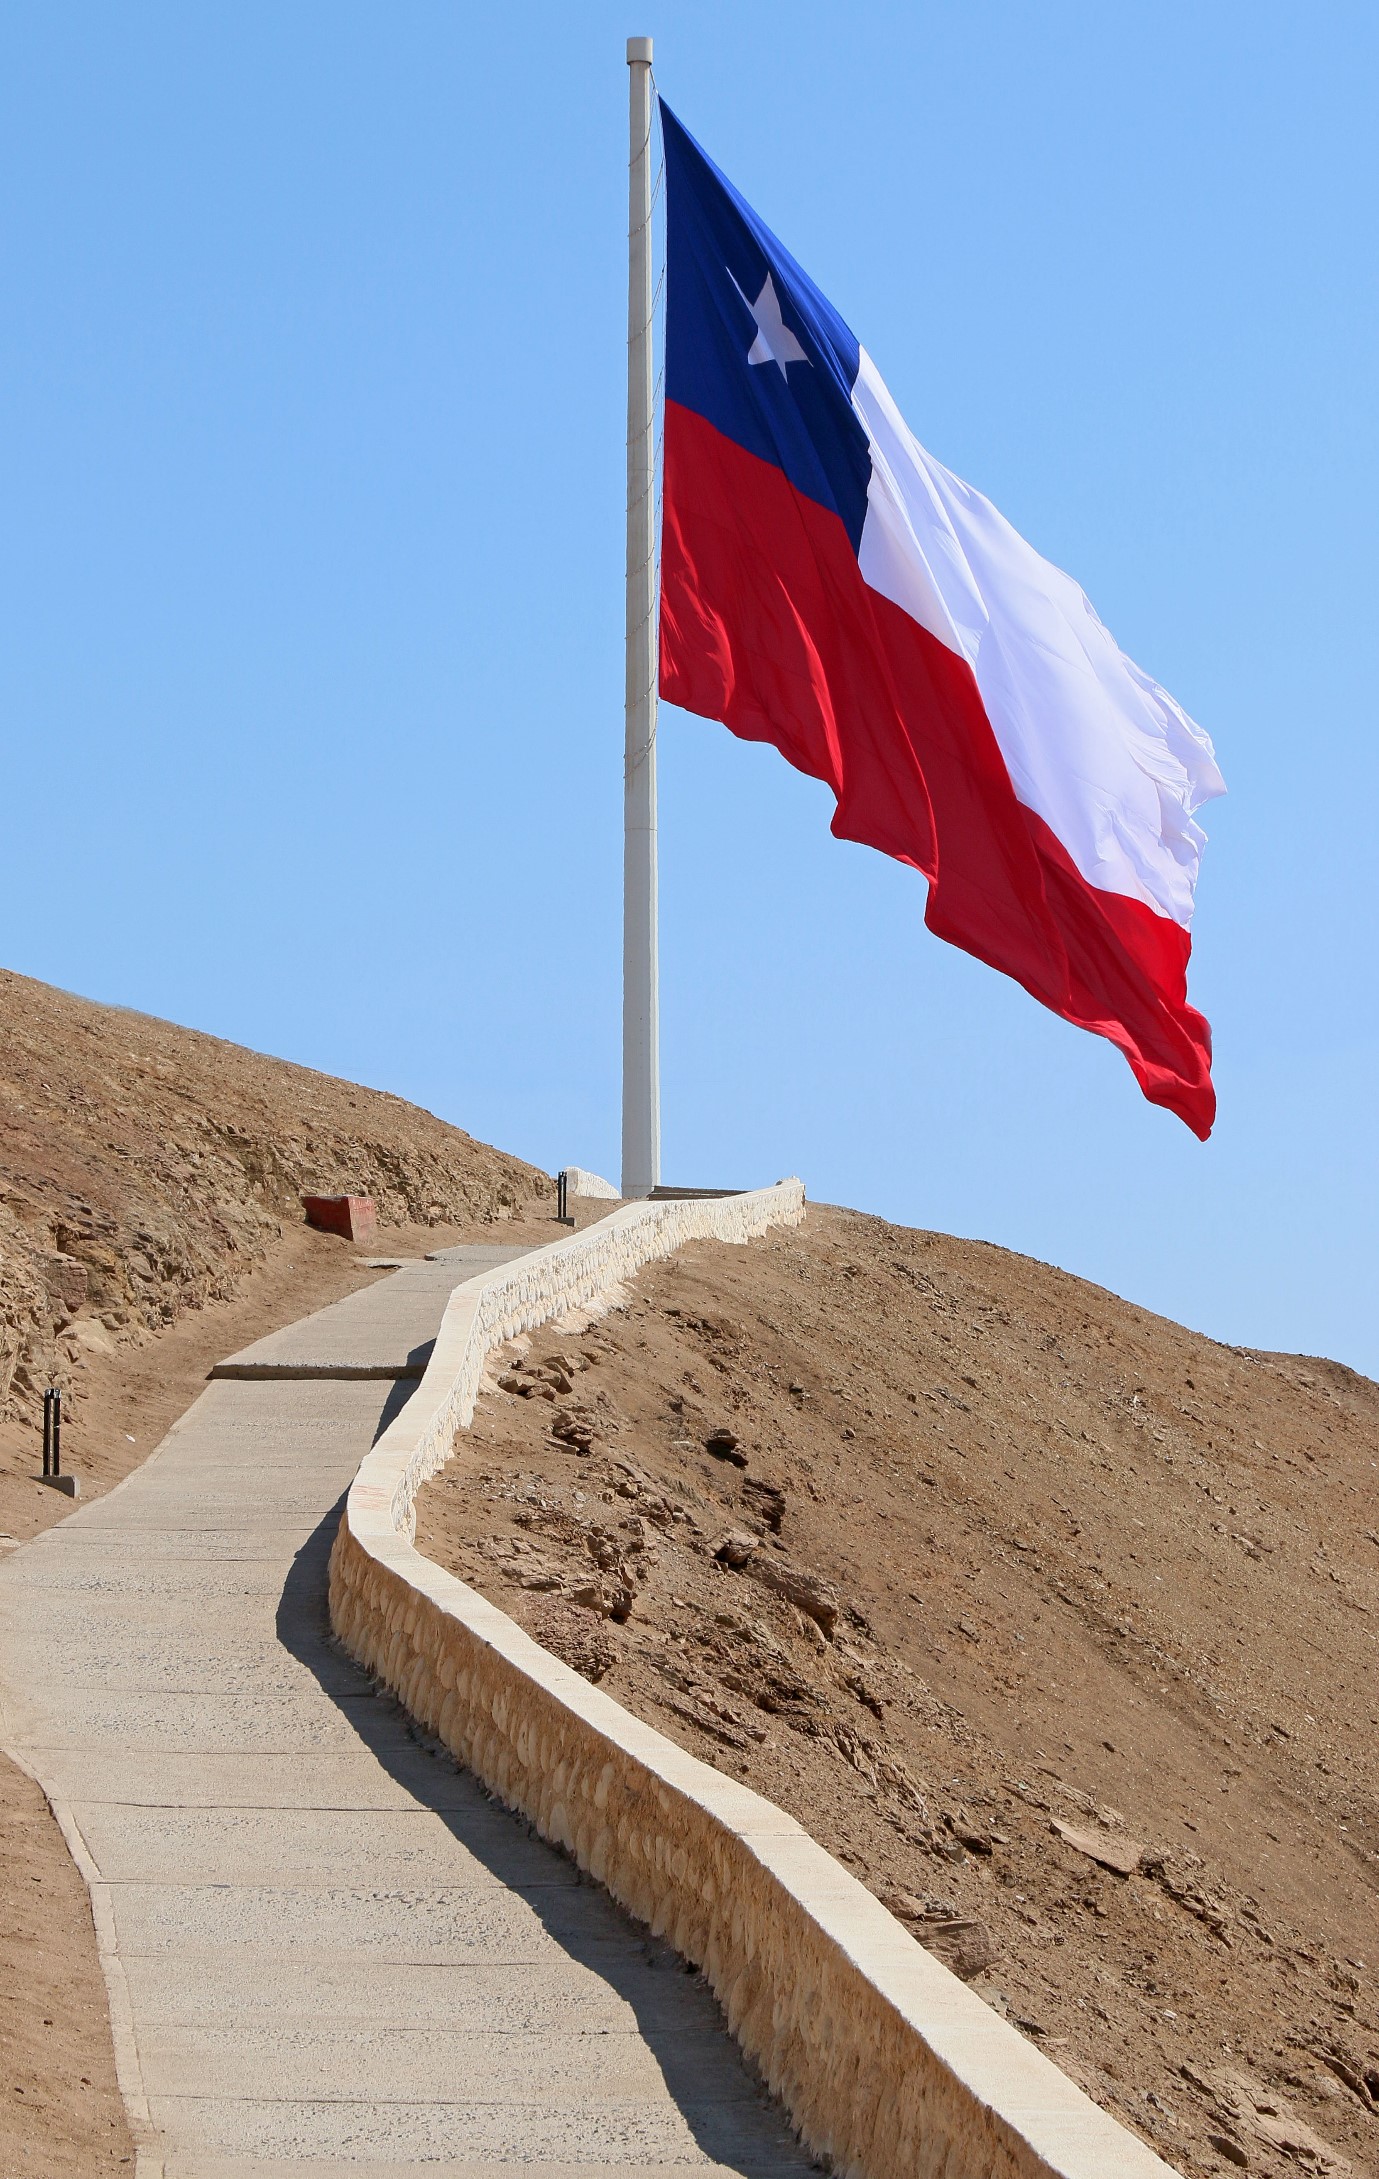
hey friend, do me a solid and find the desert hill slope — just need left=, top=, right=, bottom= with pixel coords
left=419, top=1204, right=1379, bottom=2179
left=0, top=966, right=544, bottom=1432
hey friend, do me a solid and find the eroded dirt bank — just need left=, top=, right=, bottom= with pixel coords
left=417, top=1204, right=1379, bottom=2179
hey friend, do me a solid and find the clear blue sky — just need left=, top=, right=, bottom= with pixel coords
left=2, top=3, right=1375, bottom=1372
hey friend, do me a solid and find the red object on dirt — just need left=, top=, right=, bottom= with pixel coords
left=301, top=1193, right=378, bottom=1244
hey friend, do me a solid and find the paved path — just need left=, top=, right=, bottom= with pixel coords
left=0, top=1251, right=813, bottom=2177
left=210, top=1245, right=538, bottom=1380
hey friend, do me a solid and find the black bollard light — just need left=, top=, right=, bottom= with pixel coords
left=42, top=1386, right=62, bottom=1476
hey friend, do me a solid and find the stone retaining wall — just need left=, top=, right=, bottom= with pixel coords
left=328, top=1182, right=1178, bottom=2179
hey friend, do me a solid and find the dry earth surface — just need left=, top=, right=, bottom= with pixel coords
left=1, top=1755, right=134, bottom=2175
left=418, top=1204, right=1379, bottom=2179
left=0, top=967, right=559, bottom=2175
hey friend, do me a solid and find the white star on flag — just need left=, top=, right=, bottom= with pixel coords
left=729, top=269, right=810, bottom=376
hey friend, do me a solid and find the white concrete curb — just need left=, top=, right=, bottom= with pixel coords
left=561, top=1164, right=621, bottom=1200
left=329, top=1182, right=1179, bottom=2179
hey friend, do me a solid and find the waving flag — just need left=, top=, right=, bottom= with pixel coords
left=658, top=104, right=1225, bottom=1137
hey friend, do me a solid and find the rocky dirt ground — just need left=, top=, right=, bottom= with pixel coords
left=417, top=1203, right=1379, bottom=2179
left=0, top=967, right=560, bottom=2174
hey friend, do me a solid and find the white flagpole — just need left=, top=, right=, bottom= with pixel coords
left=622, top=34, right=660, bottom=1201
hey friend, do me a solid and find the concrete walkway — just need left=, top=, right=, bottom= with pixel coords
left=0, top=1250, right=814, bottom=2177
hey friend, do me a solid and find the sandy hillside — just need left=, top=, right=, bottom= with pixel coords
left=418, top=1203, right=1379, bottom=2179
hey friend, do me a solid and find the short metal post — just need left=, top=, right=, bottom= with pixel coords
left=42, top=1388, right=52, bottom=1478
left=52, top=1388, right=61, bottom=1477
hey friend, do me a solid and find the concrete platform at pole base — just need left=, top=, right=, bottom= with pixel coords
left=0, top=1245, right=812, bottom=2175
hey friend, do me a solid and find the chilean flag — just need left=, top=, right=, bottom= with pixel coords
left=658, top=105, right=1225, bottom=1138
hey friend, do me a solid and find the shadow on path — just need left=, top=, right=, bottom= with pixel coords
left=273, top=1388, right=815, bottom=2178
